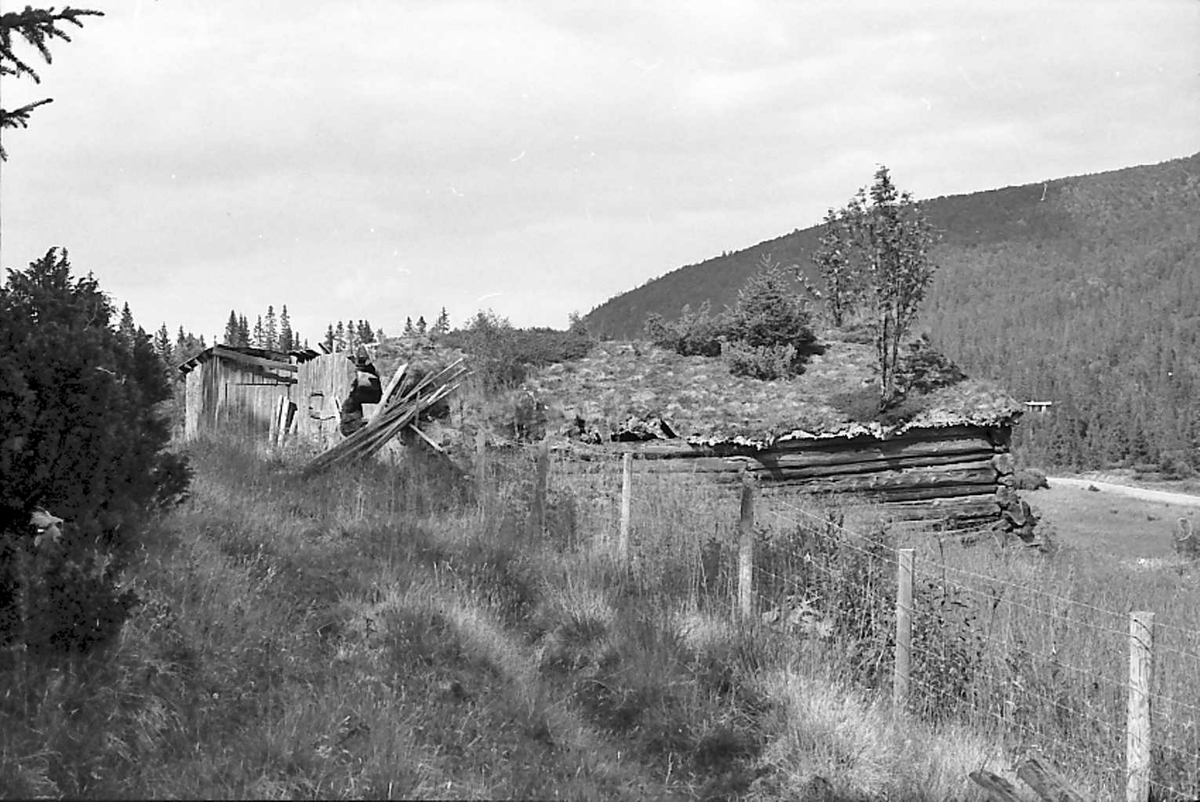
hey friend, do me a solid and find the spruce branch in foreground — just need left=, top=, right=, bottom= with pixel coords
left=0, top=5, right=103, bottom=159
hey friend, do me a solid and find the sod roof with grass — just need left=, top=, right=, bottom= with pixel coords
left=521, top=334, right=1024, bottom=449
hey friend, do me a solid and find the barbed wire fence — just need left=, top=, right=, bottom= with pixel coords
left=527, top=446, right=1200, bottom=801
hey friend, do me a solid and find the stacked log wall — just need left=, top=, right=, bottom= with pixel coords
left=562, top=424, right=1020, bottom=528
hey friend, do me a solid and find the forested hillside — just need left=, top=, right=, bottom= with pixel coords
left=585, top=153, right=1200, bottom=471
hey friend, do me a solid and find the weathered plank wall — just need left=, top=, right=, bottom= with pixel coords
left=293, top=353, right=382, bottom=448
left=219, top=362, right=291, bottom=438
left=295, top=353, right=354, bottom=448
left=182, top=353, right=295, bottom=442
left=184, top=368, right=203, bottom=441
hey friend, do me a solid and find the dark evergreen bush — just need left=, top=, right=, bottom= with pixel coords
left=724, top=263, right=820, bottom=379
left=725, top=263, right=817, bottom=355
left=0, top=248, right=188, bottom=654
left=894, top=334, right=966, bottom=395
left=644, top=265, right=820, bottom=381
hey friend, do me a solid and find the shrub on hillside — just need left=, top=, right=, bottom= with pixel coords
left=722, top=342, right=797, bottom=382
left=1159, top=449, right=1197, bottom=480
left=643, top=264, right=821, bottom=381
left=0, top=249, right=187, bottom=654
left=643, top=301, right=725, bottom=358
left=442, top=311, right=594, bottom=391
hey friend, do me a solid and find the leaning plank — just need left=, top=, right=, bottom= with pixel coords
left=968, top=770, right=1023, bottom=801
left=406, top=423, right=444, bottom=453
left=373, top=362, right=409, bottom=420
left=302, top=359, right=466, bottom=476
left=1015, top=758, right=1087, bottom=802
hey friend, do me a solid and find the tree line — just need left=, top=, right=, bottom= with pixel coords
left=222, top=305, right=300, bottom=352
left=153, top=304, right=457, bottom=368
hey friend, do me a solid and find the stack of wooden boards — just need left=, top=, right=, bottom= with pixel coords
left=302, top=358, right=467, bottom=476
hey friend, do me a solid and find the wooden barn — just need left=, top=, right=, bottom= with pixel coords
left=513, top=338, right=1028, bottom=531
left=178, top=345, right=297, bottom=442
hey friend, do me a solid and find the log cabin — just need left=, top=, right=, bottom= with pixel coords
left=516, top=337, right=1026, bottom=530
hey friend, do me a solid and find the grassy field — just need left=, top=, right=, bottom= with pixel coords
left=4, top=438, right=1200, bottom=800
left=1025, top=479, right=1199, bottom=560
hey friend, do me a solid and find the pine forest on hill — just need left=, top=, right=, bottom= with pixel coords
left=584, top=153, right=1200, bottom=473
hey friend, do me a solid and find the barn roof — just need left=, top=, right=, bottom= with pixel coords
left=177, top=344, right=297, bottom=375
left=520, top=335, right=1023, bottom=449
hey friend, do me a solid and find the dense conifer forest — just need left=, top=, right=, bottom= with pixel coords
left=584, top=153, right=1200, bottom=472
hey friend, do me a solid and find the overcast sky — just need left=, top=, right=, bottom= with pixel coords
left=2, top=0, right=1197, bottom=343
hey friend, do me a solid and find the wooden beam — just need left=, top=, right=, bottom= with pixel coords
left=635, top=451, right=999, bottom=476
left=406, top=423, right=444, bottom=453
left=719, top=466, right=998, bottom=493
left=212, top=345, right=298, bottom=373
left=968, top=770, right=1023, bottom=802
left=739, top=481, right=1000, bottom=503
left=635, top=435, right=996, bottom=466
left=1016, top=758, right=1088, bottom=802
left=884, top=496, right=1002, bottom=520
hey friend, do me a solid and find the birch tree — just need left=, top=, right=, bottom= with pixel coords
left=817, top=167, right=937, bottom=407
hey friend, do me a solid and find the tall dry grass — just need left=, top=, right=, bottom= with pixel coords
left=557, top=453, right=1200, bottom=800
left=8, top=433, right=1197, bottom=799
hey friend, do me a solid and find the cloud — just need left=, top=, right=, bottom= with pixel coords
left=2, top=0, right=1196, bottom=339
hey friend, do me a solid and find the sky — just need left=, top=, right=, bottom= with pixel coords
left=1, top=0, right=1198, bottom=344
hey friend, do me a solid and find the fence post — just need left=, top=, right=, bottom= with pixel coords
left=1127, top=610, right=1154, bottom=802
left=737, top=470, right=756, bottom=621
left=894, top=548, right=914, bottom=709
left=532, top=438, right=550, bottom=535
left=618, top=452, right=632, bottom=560
left=475, top=430, right=487, bottom=496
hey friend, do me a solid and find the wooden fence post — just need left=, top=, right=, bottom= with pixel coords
left=618, top=452, right=632, bottom=560
left=1127, top=610, right=1154, bottom=802
left=532, top=438, right=550, bottom=535
left=894, top=548, right=914, bottom=708
left=475, top=430, right=487, bottom=497
left=737, top=470, right=756, bottom=621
